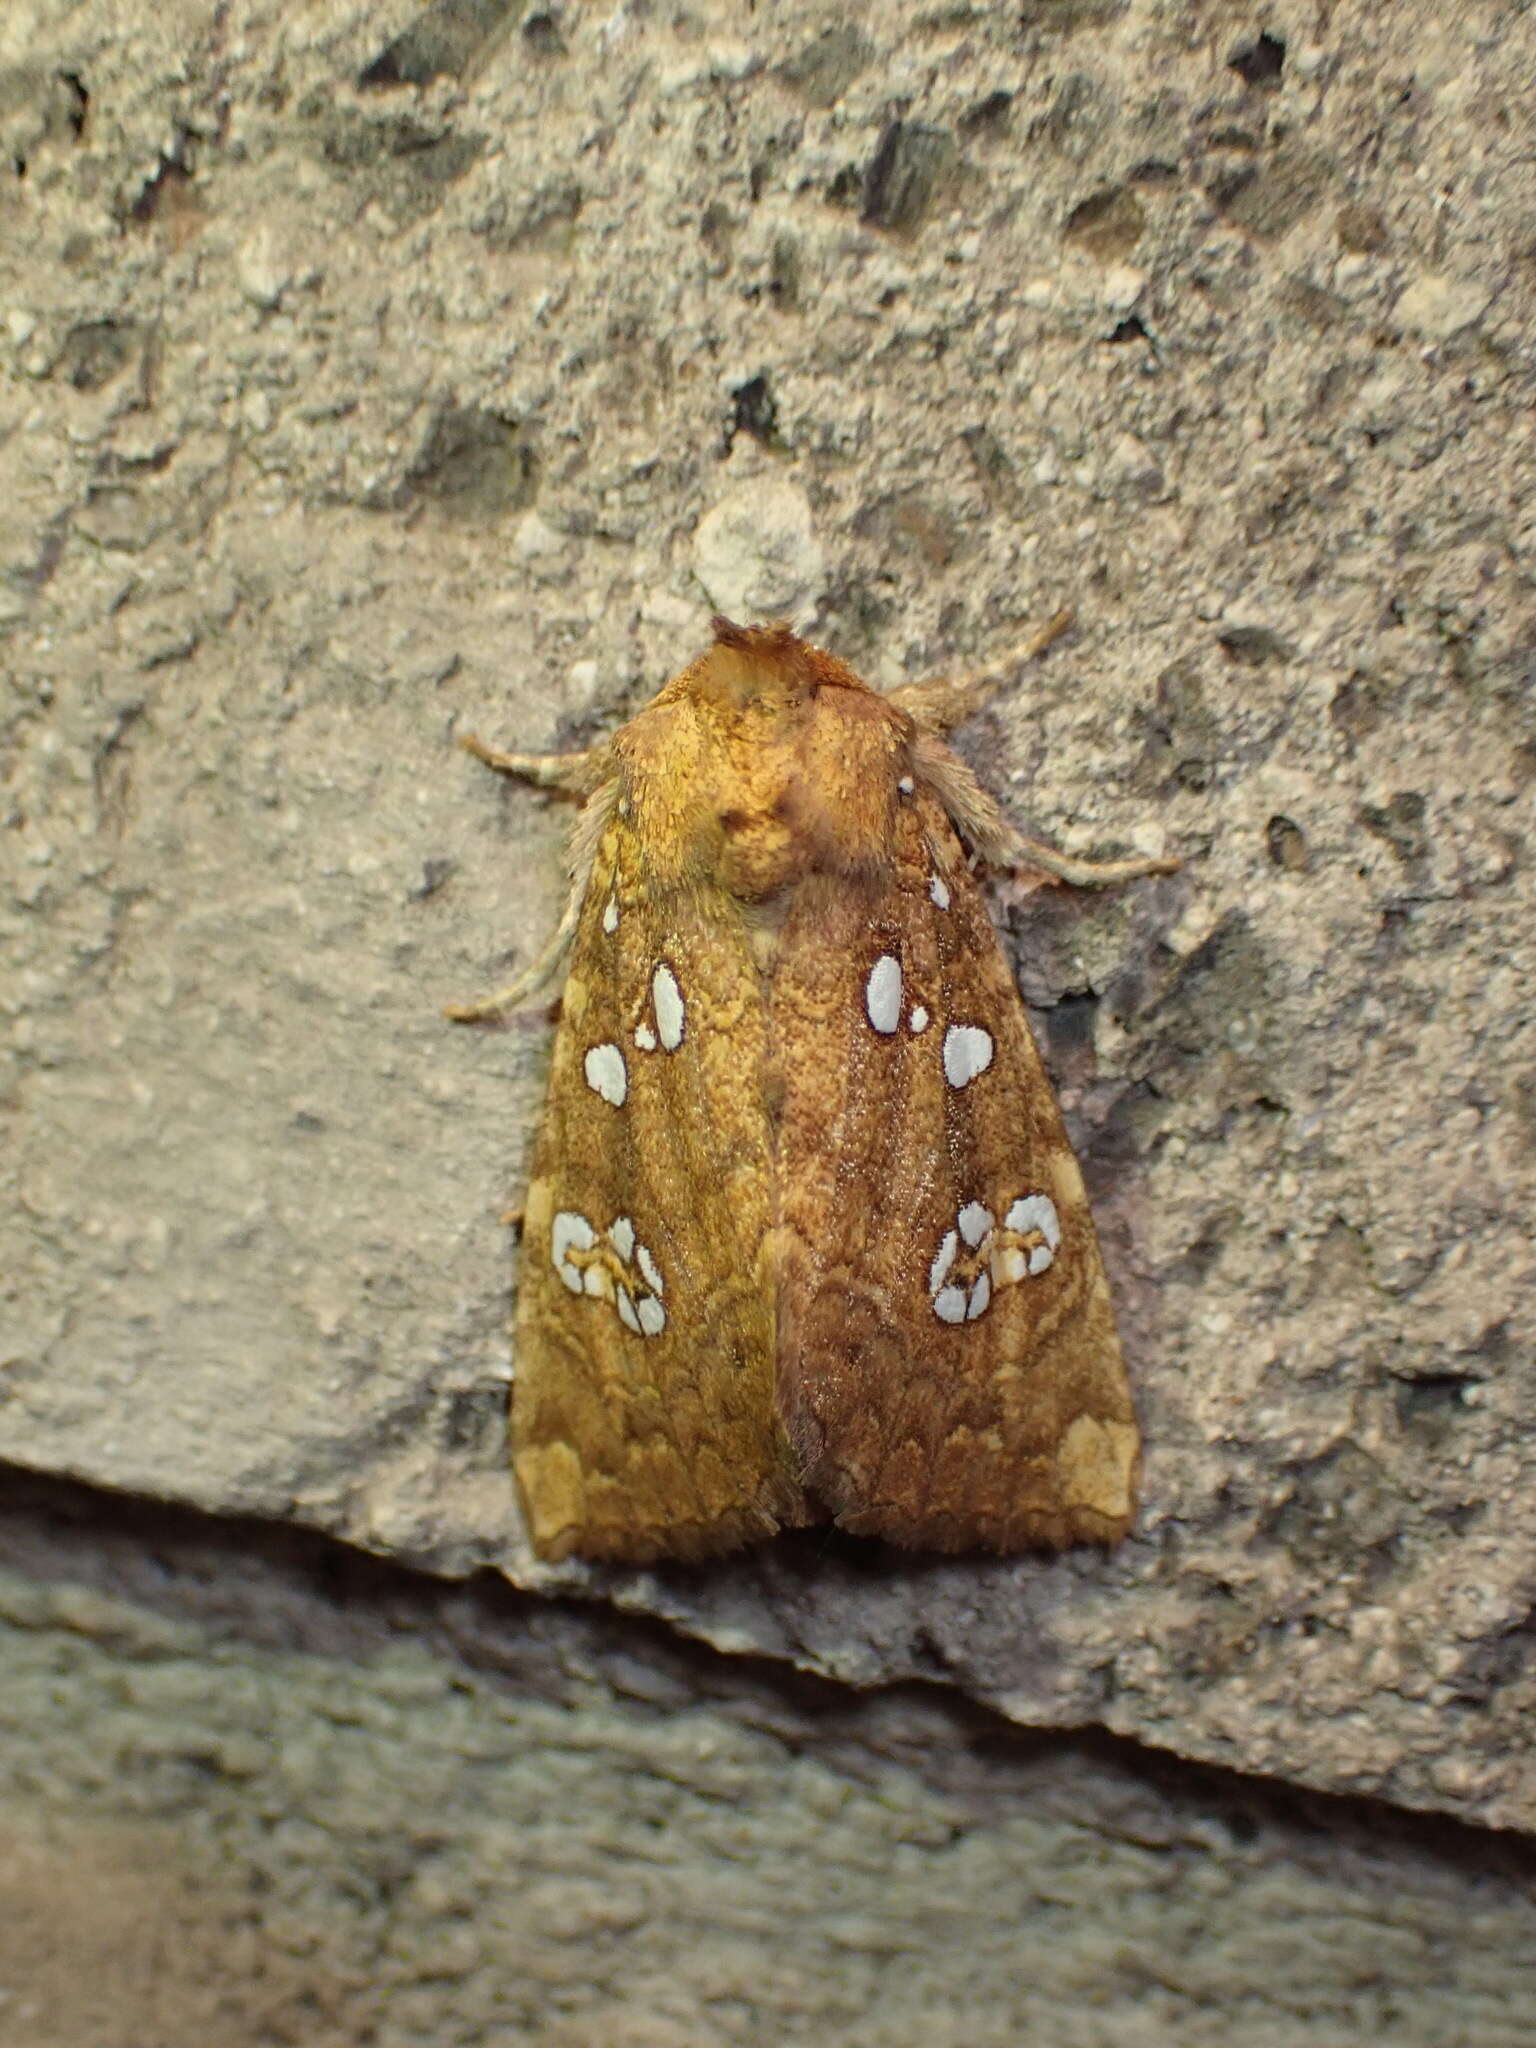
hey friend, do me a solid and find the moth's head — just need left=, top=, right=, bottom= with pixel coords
left=689, top=616, right=874, bottom=716
left=629, top=617, right=910, bottom=901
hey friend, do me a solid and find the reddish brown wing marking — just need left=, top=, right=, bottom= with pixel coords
left=773, top=787, right=1139, bottom=1551
left=513, top=816, right=805, bottom=1562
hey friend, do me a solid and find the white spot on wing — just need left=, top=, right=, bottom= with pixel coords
left=958, top=1200, right=994, bottom=1248
left=929, top=874, right=951, bottom=910
left=1007, top=1192, right=1062, bottom=1273
left=934, top=1285, right=968, bottom=1324
left=910, top=1005, right=929, bottom=1033
left=865, top=954, right=902, bottom=1035
left=897, top=775, right=915, bottom=794
left=602, top=895, right=619, bottom=934
left=943, top=1024, right=994, bottom=1089
left=552, top=1210, right=595, bottom=1293
left=634, top=1022, right=657, bottom=1051
left=929, top=1189, right=1062, bottom=1324
left=555, top=1208, right=668, bottom=1338
left=583, top=1042, right=628, bottom=1106
left=652, top=963, right=685, bottom=1051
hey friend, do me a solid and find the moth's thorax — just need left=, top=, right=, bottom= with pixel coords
left=619, top=632, right=914, bottom=903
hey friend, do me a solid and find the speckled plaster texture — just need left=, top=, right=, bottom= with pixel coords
left=2, top=1481, right=1536, bottom=2048
left=3, top=0, right=1536, bottom=1833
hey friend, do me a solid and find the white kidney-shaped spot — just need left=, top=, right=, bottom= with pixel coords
left=652, top=962, right=685, bottom=1051
left=943, top=1023, right=994, bottom=1089
left=864, top=953, right=903, bottom=1035
left=583, top=1042, right=628, bottom=1106
left=928, top=1214, right=993, bottom=1323
left=929, top=873, right=951, bottom=910
left=958, top=1200, right=993, bottom=1247
left=928, top=1190, right=1060, bottom=1323
left=1007, top=1192, right=1062, bottom=1274
left=602, top=895, right=619, bottom=935
left=555, top=1207, right=667, bottom=1335
left=910, top=1004, right=929, bottom=1034
left=552, top=1210, right=596, bottom=1294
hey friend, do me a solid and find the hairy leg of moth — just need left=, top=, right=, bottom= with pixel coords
left=890, top=610, right=1177, bottom=884
left=1000, top=834, right=1181, bottom=886
left=446, top=775, right=617, bottom=1023
left=456, top=732, right=606, bottom=795
left=913, top=731, right=1180, bottom=884
left=884, top=608, right=1074, bottom=733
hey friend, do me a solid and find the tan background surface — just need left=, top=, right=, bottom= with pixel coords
left=3, top=0, right=1536, bottom=2033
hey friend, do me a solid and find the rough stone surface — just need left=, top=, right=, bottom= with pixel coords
left=4, top=0, right=1536, bottom=1836
left=2, top=1477, right=1535, bottom=2048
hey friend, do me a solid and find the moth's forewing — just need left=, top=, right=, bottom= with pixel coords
left=774, top=786, right=1138, bottom=1551
left=513, top=798, right=804, bottom=1562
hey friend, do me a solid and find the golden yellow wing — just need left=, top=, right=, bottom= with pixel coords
left=512, top=809, right=806, bottom=1562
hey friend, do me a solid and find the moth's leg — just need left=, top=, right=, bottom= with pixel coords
left=458, top=732, right=606, bottom=797
left=443, top=922, right=573, bottom=1023
left=446, top=778, right=617, bottom=1023
left=1000, top=833, right=1181, bottom=887
left=914, top=732, right=1180, bottom=884
left=886, top=607, right=1074, bottom=733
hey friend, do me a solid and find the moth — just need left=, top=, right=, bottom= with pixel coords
left=450, top=612, right=1175, bottom=1563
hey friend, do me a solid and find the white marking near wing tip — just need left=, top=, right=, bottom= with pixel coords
left=897, top=775, right=915, bottom=794
left=652, top=963, right=685, bottom=1050
left=934, top=1285, right=968, bottom=1325
left=637, top=1244, right=664, bottom=1295
left=929, top=874, right=951, bottom=910
left=634, top=1022, right=657, bottom=1051
left=551, top=1210, right=596, bottom=1293
left=615, top=1287, right=641, bottom=1334
left=865, top=953, right=903, bottom=1035
left=636, top=1295, right=666, bottom=1337
left=958, top=1200, right=994, bottom=1248
left=943, top=1023, right=994, bottom=1089
left=602, top=895, right=619, bottom=934
left=583, top=1041, right=628, bottom=1106
left=1006, top=1193, right=1062, bottom=1273
left=910, top=1004, right=929, bottom=1034
left=967, top=1271, right=992, bottom=1320
left=608, top=1215, right=636, bottom=1260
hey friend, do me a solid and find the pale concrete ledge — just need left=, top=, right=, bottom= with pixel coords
left=2, top=1472, right=1534, bottom=2048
